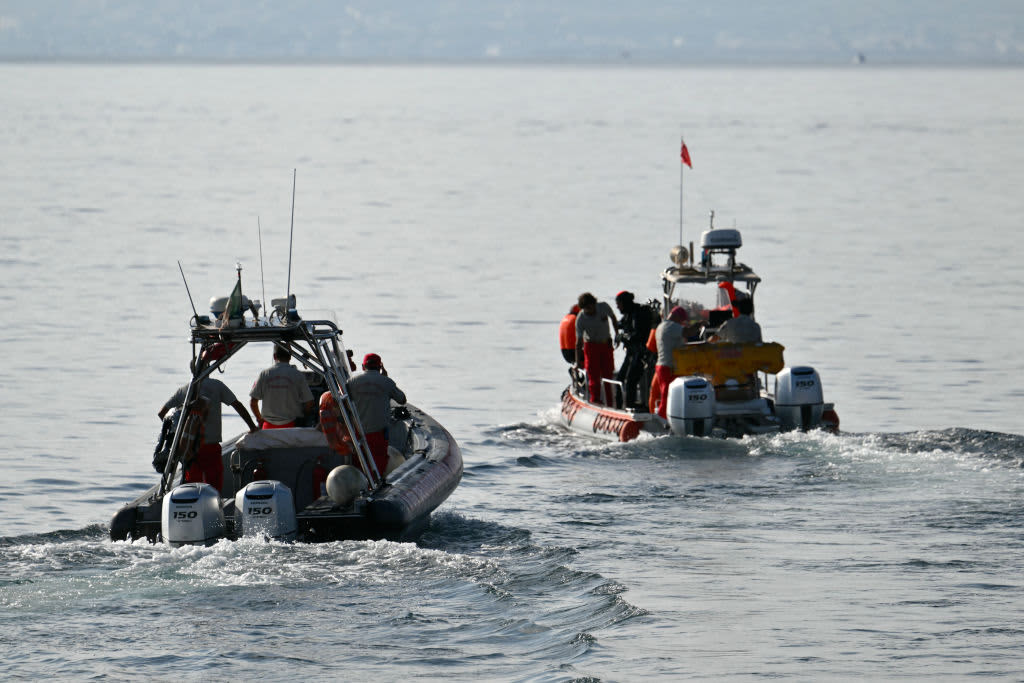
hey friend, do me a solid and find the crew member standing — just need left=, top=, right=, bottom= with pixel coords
left=159, top=377, right=258, bottom=492
left=614, top=291, right=654, bottom=409
left=649, top=306, right=689, bottom=418
left=574, top=292, right=618, bottom=406
left=348, top=353, right=407, bottom=477
left=249, top=345, right=314, bottom=429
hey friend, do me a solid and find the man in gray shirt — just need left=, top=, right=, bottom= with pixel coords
left=713, top=298, right=763, bottom=344
left=159, top=377, right=257, bottom=491
left=348, top=352, right=407, bottom=476
left=249, top=345, right=314, bottom=428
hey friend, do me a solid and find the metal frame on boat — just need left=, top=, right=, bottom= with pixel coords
left=560, top=213, right=839, bottom=442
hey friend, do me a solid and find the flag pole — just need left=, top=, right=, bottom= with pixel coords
left=679, top=141, right=684, bottom=246
left=679, top=137, right=692, bottom=247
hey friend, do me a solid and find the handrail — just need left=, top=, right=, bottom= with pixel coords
left=316, top=337, right=381, bottom=488
left=600, top=377, right=624, bottom=407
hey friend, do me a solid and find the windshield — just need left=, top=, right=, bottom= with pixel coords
left=663, top=280, right=757, bottom=326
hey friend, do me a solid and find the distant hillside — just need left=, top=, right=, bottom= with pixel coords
left=1, top=0, right=1022, bottom=64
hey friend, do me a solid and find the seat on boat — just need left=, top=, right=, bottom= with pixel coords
left=227, top=427, right=342, bottom=510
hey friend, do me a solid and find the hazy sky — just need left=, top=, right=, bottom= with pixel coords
left=2, top=1, right=1023, bottom=64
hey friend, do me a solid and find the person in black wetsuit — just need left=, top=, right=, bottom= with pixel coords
left=614, top=290, right=655, bottom=410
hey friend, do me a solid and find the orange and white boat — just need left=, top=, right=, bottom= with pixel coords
left=560, top=214, right=839, bottom=441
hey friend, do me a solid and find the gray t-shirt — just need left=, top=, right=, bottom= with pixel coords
left=575, top=301, right=616, bottom=343
left=715, top=315, right=763, bottom=344
left=348, top=369, right=407, bottom=433
left=162, top=377, right=237, bottom=444
left=250, top=361, right=314, bottom=425
left=655, top=320, right=687, bottom=367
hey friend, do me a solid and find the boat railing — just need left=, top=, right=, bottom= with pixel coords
left=568, top=367, right=625, bottom=408
left=568, top=366, right=587, bottom=397
left=600, top=377, right=624, bottom=408
left=315, top=336, right=382, bottom=489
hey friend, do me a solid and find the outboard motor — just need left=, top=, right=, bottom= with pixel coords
left=161, top=482, right=225, bottom=546
left=666, top=376, right=715, bottom=437
left=234, top=480, right=297, bottom=541
left=775, top=366, right=824, bottom=430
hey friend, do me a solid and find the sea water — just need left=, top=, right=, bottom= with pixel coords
left=1, top=63, right=1023, bottom=680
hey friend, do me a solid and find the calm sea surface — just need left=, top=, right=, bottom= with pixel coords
left=1, top=64, right=1023, bottom=681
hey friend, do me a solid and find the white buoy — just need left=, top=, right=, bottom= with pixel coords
left=325, top=465, right=367, bottom=507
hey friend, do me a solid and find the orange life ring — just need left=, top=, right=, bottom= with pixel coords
left=319, top=391, right=352, bottom=456
left=559, top=313, right=577, bottom=352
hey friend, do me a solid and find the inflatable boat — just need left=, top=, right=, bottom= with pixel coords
left=110, top=274, right=462, bottom=545
left=560, top=214, right=839, bottom=441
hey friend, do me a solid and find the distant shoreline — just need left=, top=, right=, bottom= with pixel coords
left=1, top=56, right=1022, bottom=68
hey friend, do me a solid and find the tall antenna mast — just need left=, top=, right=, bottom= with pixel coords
left=257, top=215, right=267, bottom=319
left=285, top=168, right=296, bottom=312
left=177, top=260, right=199, bottom=319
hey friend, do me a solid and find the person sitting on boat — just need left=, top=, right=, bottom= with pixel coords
left=158, top=377, right=258, bottom=492
left=711, top=297, right=762, bottom=344
left=348, top=353, right=407, bottom=477
left=249, top=345, right=315, bottom=429
left=574, top=292, right=619, bottom=406
left=648, top=306, right=691, bottom=419
left=614, top=290, right=655, bottom=410
left=559, top=304, right=580, bottom=364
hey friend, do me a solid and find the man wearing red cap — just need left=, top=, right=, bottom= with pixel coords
left=649, top=306, right=690, bottom=418
left=348, top=353, right=407, bottom=477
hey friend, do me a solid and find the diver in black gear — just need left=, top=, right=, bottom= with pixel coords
left=614, top=291, right=655, bottom=410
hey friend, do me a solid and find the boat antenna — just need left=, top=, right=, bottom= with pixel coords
left=257, top=215, right=267, bottom=318
left=177, top=260, right=199, bottom=320
left=679, top=137, right=692, bottom=246
left=285, top=168, right=296, bottom=312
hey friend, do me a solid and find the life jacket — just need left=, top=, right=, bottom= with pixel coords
left=717, top=281, right=739, bottom=317
left=559, top=313, right=577, bottom=351
left=318, top=391, right=353, bottom=457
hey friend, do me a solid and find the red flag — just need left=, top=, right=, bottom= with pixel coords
left=680, top=140, right=692, bottom=168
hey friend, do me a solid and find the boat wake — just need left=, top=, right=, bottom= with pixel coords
left=1, top=508, right=645, bottom=680
left=491, top=411, right=1024, bottom=476
left=869, top=428, right=1024, bottom=465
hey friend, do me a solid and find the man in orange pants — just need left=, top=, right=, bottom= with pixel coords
left=649, top=306, right=690, bottom=418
